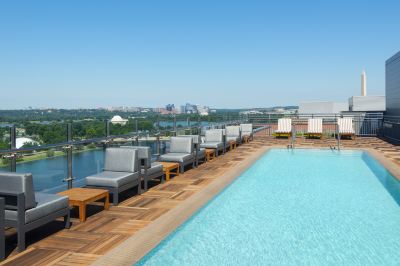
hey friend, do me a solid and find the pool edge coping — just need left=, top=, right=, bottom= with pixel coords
left=92, top=146, right=270, bottom=266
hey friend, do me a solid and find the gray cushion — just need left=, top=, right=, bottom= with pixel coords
left=170, top=137, right=193, bottom=154
left=5, top=192, right=68, bottom=224
left=86, top=171, right=139, bottom=188
left=205, top=130, right=223, bottom=142
left=177, top=135, right=201, bottom=144
left=104, top=148, right=138, bottom=173
left=226, top=126, right=241, bottom=138
left=122, top=146, right=152, bottom=168
left=141, top=163, right=163, bottom=176
left=159, top=153, right=193, bottom=163
left=0, top=172, right=36, bottom=210
left=241, top=124, right=253, bottom=137
left=226, top=136, right=240, bottom=142
left=200, top=142, right=223, bottom=149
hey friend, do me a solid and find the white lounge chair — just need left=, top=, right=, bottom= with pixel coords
left=240, top=124, right=253, bottom=141
left=337, top=118, right=355, bottom=139
left=307, top=118, right=323, bottom=139
left=275, top=118, right=292, bottom=138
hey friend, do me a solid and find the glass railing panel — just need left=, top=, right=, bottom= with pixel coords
left=0, top=125, right=11, bottom=171
left=15, top=147, right=68, bottom=193
left=71, top=143, right=105, bottom=188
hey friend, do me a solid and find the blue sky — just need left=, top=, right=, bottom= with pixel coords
left=1, top=0, right=399, bottom=109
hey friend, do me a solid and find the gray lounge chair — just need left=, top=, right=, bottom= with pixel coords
left=0, top=173, right=70, bottom=252
left=226, top=126, right=241, bottom=144
left=200, top=129, right=225, bottom=156
left=121, top=146, right=164, bottom=191
left=240, top=123, right=254, bottom=141
left=86, top=148, right=140, bottom=205
left=0, top=197, right=4, bottom=260
left=177, top=135, right=206, bottom=166
left=159, top=137, right=194, bottom=173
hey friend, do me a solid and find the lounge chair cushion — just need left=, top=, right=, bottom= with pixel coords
left=5, top=192, right=68, bottom=224
left=159, top=153, right=193, bottom=163
left=338, top=118, right=354, bottom=134
left=104, top=148, right=138, bottom=173
left=0, top=173, right=36, bottom=210
left=240, top=124, right=253, bottom=133
left=200, top=142, right=223, bottom=149
left=205, top=130, right=223, bottom=142
left=276, top=118, right=292, bottom=133
left=226, top=136, right=240, bottom=142
left=169, top=137, right=193, bottom=154
left=122, top=146, right=152, bottom=168
left=178, top=135, right=201, bottom=144
left=86, top=171, right=139, bottom=188
left=141, top=163, right=163, bottom=176
left=308, top=118, right=323, bottom=134
left=226, top=126, right=241, bottom=138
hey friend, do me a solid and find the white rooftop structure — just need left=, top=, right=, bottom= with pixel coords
left=16, top=137, right=38, bottom=149
left=348, top=96, right=385, bottom=112
left=110, top=115, right=128, bottom=125
left=298, top=101, right=349, bottom=114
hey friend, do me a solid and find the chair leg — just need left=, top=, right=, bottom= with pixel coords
left=17, top=229, right=25, bottom=252
left=144, top=178, right=148, bottom=191
left=180, top=163, right=184, bottom=173
left=112, top=192, right=119, bottom=206
left=64, top=212, right=71, bottom=229
left=161, top=174, right=165, bottom=183
left=138, top=183, right=141, bottom=195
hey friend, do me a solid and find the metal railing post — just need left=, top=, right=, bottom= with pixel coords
left=173, top=115, right=177, bottom=136
left=336, top=118, right=341, bottom=150
left=291, top=122, right=296, bottom=148
left=66, top=123, right=73, bottom=189
left=156, top=134, right=161, bottom=159
left=10, top=125, right=17, bottom=172
left=106, top=120, right=110, bottom=137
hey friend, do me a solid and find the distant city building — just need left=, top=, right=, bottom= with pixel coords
left=386, top=51, right=400, bottom=116
left=348, top=96, right=385, bottom=112
left=110, top=115, right=128, bottom=125
left=196, top=105, right=210, bottom=116
left=179, top=103, right=210, bottom=115
left=240, top=110, right=263, bottom=115
left=165, top=104, right=175, bottom=112
left=299, top=101, right=348, bottom=114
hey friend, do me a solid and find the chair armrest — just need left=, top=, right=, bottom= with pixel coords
left=0, top=191, right=26, bottom=216
left=141, top=158, right=148, bottom=176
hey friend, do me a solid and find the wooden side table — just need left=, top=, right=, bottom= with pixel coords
left=205, top=149, right=215, bottom=161
left=58, top=188, right=109, bottom=222
left=229, top=140, right=237, bottom=150
left=158, top=162, right=180, bottom=181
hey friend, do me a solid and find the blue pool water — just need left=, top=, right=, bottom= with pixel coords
left=138, top=149, right=400, bottom=265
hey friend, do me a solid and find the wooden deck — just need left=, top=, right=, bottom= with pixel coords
left=2, top=132, right=400, bottom=265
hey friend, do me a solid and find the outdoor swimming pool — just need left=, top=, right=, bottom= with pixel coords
left=138, top=149, right=400, bottom=265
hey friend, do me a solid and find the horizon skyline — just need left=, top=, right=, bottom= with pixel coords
left=1, top=1, right=399, bottom=109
